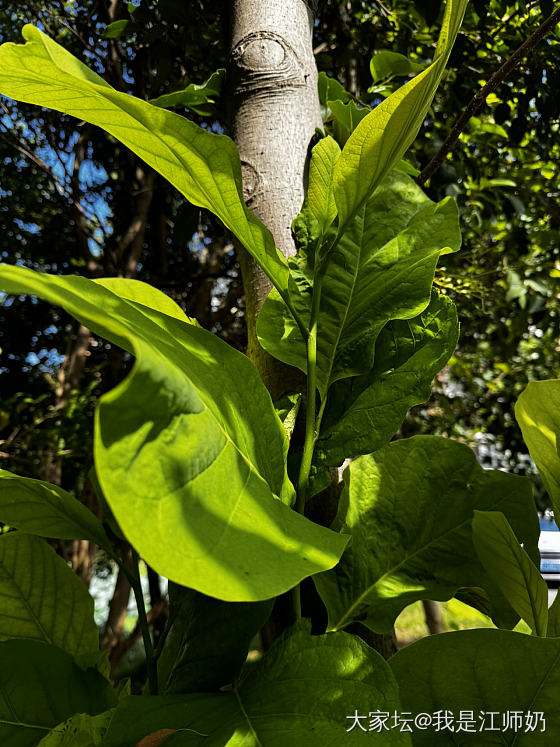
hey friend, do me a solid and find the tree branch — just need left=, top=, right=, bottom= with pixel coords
left=417, top=5, right=560, bottom=187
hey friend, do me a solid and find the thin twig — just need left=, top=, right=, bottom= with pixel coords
left=417, top=5, right=560, bottom=187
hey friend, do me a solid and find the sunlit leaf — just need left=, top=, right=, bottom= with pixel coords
left=0, top=266, right=348, bottom=602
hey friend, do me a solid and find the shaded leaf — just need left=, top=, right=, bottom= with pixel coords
left=0, top=267, right=348, bottom=602
left=315, top=291, right=458, bottom=466
left=314, top=436, right=539, bottom=633
left=157, top=583, right=273, bottom=694
left=390, top=629, right=560, bottom=745
left=329, top=99, right=370, bottom=146
left=472, top=510, right=548, bottom=636
left=150, top=69, right=225, bottom=116
left=37, top=712, right=114, bottom=746
left=104, top=625, right=410, bottom=746
left=0, top=532, right=100, bottom=667
left=0, top=639, right=116, bottom=747
left=0, top=469, right=111, bottom=550
left=369, top=51, right=425, bottom=84
left=102, top=20, right=129, bottom=39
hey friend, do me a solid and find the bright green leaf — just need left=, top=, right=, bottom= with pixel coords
left=157, top=583, right=272, bottom=695
left=94, top=277, right=196, bottom=325
left=390, top=629, right=560, bottom=745
left=306, top=135, right=341, bottom=242
left=315, top=291, right=458, bottom=466
left=516, top=380, right=560, bottom=515
left=314, top=436, right=539, bottom=633
left=0, top=266, right=348, bottom=602
left=472, top=510, right=548, bottom=636
left=0, top=639, right=116, bottom=747
left=104, top=625, right=410, bottom=746
left=0, top=533, right=100, bottom=667
left=0, top=26, right=291, bottom=302
left=0, top=469, right=111, bottom=550
left=333, top=0, right=468, bottom=227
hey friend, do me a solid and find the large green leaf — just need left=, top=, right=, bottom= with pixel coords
left=390, top=629, right=560, bottom=745
left=157, top=583, right=273, bottom=694
left=0, top=639, right=116, bottom=747
left=104, top=625, right=410, bottom=746
left=0, top=532, right=100, bottom=666
left=472, top=510, right=548, bottom=636
left=516, top=379, right=560, bottom=514
left=314, top=436, right=540, bottom=633
left=315, top=291, right=458, bottom=467
left=257, top=171, right=460, bottom=397
left=0, top=266, right=347, bottom=602
left=0, top=470, right=110, bottom=550
left=0, top=26, right=290, bottom=300
left=333, top=0, right=468, bottom=227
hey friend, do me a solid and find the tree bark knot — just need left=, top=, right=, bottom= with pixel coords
left=230, top=31, right=307, bottom=97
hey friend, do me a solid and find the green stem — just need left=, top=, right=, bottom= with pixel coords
left=291, top=276, right=323, bottom=622
left=130, top=549, right=158, bottom=695
left=295, top=279, right=322, bottom=514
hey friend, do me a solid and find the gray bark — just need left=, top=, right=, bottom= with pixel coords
left=228, top=0, right=321, bottom=392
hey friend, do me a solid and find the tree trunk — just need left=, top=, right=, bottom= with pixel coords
left=228, top=0, right=321, bottom=395
left=228, top=0, right=397, bottom=659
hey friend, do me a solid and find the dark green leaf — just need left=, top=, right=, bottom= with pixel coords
left=390, top=629, right=560, bottom=745
left=315, top=291, right=458, bottom=466
left=104, top=625, right=410, bottom=746
left=102, top=20, right=129, bottom=39
left=157, top=583, right=273, bottom=694
left=370, top=51, right=425, bottom=84
left=0, top=639, right=116, bottom=746
left=150, top=69, right=225, bottom=115
left=314, top=436, right=539, bottom=633
left=37, top=712, right=113, bottom=746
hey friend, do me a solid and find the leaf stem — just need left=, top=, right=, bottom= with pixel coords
left=296, top=280, right=322, bottom=514
left=291, top=274, right=323, bottom=621
left=129, top=548, right=158, bottom=695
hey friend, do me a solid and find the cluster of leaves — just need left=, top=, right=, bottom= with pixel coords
left=315, top=0, right=560, bottom=484
left=1, top=2, right=560, bottom=745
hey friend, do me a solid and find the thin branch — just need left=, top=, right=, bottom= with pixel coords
left=417, top=5, right=560, bottom=187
